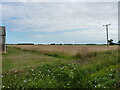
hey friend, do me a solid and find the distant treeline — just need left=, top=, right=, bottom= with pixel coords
left=49, top=43, right=119, bottom=45
left=6, top=43, right=120, bottom=45
left=7, top=43, right=34, bottom=45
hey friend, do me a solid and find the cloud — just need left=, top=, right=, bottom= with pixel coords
left=1, top=0, right=119, bottom=2
left=1, top=2, right=118, bottom=43
left=2, top=2, right=118, bottom=32
left=32, top=35, right=44, bottom=39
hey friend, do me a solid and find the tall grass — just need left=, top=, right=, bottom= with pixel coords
left=2, top=47, right=119, bottom=88
left=8, top=45, right=118, bottom=61
left=10, top=45, right=118, bottom=57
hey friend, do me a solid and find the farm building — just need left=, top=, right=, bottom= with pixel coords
left=0, top=26, right=6, bottom=53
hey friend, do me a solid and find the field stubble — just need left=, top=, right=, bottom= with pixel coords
left=9, top=45, right=118, bottom=59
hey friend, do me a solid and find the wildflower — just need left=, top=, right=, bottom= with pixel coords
left=67, top=83, right=69, bottom=86
left=32, top=73, right=35, bottom=76
left=31, top=69, right=34, bottom=71
left=15, top=70, right=17, bottom=73
left=111, top=69, right=113, bottom=71
left=24, top=80, right=27, bottom=83
left=98, top=84, right=101, bottom=87
left=94, top=81, right=97, bottom=83
left=2, top=85, right=4, bottom=88
left=29, top=79, right=31, bottom=81
left=109, top=74, right=113, bottom=76
left=48, top=70, right=51, bottom=72
left=73, top=68, right=76, bottom=70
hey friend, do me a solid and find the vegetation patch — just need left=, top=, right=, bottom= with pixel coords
left=2, top=46, right=119, bottom=88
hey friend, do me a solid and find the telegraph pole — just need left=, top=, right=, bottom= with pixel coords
left=103, top=23, right=111, bottom=47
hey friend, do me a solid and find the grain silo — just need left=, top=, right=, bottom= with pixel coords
left=0, top=26, right=6, bottom=53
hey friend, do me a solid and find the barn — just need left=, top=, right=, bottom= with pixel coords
left=0, top=26, right=6, bottom=53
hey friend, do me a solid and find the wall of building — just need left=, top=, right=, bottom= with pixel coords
left=0, top=26, right=6, bottom=53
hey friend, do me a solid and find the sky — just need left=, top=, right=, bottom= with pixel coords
left=0, top=2, right=118, bottom=44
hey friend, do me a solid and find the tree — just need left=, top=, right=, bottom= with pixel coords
left=118, top=40, right=120, bottom=45
left=108, top=39, right=114, bottom=45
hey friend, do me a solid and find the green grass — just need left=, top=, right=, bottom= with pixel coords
left=2, top=46, right=119, bottom=88
left=2, top=47, right=65, bottom=72
left=13, top=47, right=79, bottom=60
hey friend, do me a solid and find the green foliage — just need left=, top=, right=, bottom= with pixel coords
left=2, top=46, right=119, bottom=88
left=90, top=65, right=119, bottom=88
left=108, top=39, right=114, bottom=45
left=2, top=62, right=119, bottom=88
left=2, top=47, right=65, bottom=72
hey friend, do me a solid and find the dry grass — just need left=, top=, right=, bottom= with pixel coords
left=9, top=45, right=118, bottom=56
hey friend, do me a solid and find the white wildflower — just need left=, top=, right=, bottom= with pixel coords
left=111, top=69, right=113, bottom=71
left=67, top=83, right=69, bottom=86
left=15, top=70, right=17, bottom=73
left=24, top=80, right=27, bottom=83
left=109, top=74, right=113, bottom=76
left=31, top=69, right=34, bottom=71
left=73, top=68, right=76, bottom=69
left=98, top=84, right=101, bottom=87
left=32, top=73, right=35, bottom=76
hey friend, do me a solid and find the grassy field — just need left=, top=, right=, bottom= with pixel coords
left=2, top=47, right=66, bottom=72
left=10, top=45, right=118, bottom=55
left=2, top=45, right=119, bottom=88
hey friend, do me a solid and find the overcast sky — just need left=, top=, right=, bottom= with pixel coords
left=1, top=2, right=118, bottom=44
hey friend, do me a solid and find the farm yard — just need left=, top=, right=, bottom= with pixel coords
left=2, top=45, right=119, bottom=88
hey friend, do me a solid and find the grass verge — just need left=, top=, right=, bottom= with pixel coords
left=2, top=47, right=119, bottom=88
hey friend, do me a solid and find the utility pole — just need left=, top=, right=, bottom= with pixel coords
left=103, top=23, right=111, bottom=47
